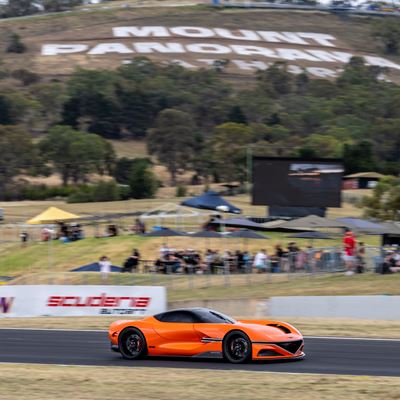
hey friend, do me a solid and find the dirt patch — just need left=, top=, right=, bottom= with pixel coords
left=0, top=364, right=399, bottom=400
left=0, top=7, right=399, bottom=82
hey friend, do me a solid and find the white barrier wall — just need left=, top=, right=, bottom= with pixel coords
left=269, top=296, right=400, bottom=320
left=0, top=285, right=167, bottom=318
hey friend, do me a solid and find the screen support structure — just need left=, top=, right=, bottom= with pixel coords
left=268, top=206, right=326, bottom=218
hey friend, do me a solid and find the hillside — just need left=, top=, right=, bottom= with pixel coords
left=0, top=5, right=400, bottom=82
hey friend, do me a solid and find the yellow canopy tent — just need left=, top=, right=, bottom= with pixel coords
left=27, top=207, right=80, bottom=225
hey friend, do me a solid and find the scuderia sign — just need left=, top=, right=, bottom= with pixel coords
left=41, top=26, right=400, bottom=79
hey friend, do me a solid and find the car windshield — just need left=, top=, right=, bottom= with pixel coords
left=196, top=309, right=236, bottom=324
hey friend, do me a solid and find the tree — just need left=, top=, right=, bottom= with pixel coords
left=0, top=96, right=14, bottom=125
left=337, top=57, right=382, bottom=87
left=43, top=0, right=83, bottom=12
left=372, top=18, right=400, bottom=55
left=257, top=62, right=293, bottom=97
left=227, top=105, right=247, bottom=124
left=361, top=176, right=400, bottom=220
left=208, top=122, right=253, bottom=183
left=62, top=69, right=121, bottom=138
left=129, top=159, right=158, bottom=199
left=31, top=82, right=67, bottom=128
left=147, top=109, right=197, bottom=185
left=343, top=140, right=376, bottom=174
left=5, top=0, right=37, bottom=17
left=0, top=126, right=35, bottom=199
left=39, top=125, right=115, bottom=185
left=299, top=134, right=341, bottom=158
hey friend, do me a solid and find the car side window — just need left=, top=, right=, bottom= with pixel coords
left=158, top=311, right=197, bottom=323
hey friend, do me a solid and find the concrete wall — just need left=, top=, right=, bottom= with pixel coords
left=170, top=296, right=400, bottom=320
left=169, top=299, right=268, bottom=318
left=268, top=296, right=400, bottom=320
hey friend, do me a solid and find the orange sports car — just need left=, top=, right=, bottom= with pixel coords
left=109, top=308, right=305, bottom=363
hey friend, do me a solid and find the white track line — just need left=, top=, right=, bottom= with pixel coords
left=0, top=328, right=400, bottom=341
left=0, top=327, right=106, bottom=332
left=304, top=336, right=400, bottom=342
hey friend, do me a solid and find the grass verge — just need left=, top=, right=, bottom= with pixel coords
left=0, top=364, right=399, bottom=400
left=8, top=272, right=400, bottom=300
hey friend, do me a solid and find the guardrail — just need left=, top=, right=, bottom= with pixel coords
left=213, top=1, right=400, bottom=18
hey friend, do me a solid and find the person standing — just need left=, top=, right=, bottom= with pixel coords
left=123, top=249, right=140, bottom=273
left=343, top=230, right=356, bottom=275
left=253, top=249, right=267, bottom=273
left=20, top=231, right=29, bottom=247
left=99, top=255, right=111, bottom=282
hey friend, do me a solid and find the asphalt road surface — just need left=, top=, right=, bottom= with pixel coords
left=0, top=329, right=399, bottom=377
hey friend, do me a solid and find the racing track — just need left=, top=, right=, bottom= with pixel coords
left=0, top=329, right=399, bottom=377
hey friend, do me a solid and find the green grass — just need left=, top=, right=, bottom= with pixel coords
left=0, top=231, right=379, bottom=276
left=0, top=236, right=146, bottom=275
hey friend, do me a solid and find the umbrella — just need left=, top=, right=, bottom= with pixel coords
left=143, top=228, right=186, bottom=237
left=227, top=229, right=269, bottom=250
left=143, top=227, right=186, bottom=246
left=189, top=230, right=223, bottom=238
left=71, top=263, right=122, bottom=273
left=286, top=231, right=333, bottom=240
left=280, top=215, right=344, bottom=229
left=286, top=230, right=333, bottom=246
left=27, top=206, right=81, bottom=224
left=210, top=218, right=266, bottom=231
left=181, top=190, right=241, bottom=214
left=188, top=230, right=223, bottom=251
left=228, top=229, right=270, bottom=239
left=335, top=218, right=385, bottom=233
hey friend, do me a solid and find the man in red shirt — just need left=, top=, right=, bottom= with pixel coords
left=343, top=230, right=356, bottom=274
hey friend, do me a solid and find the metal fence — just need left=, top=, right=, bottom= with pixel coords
left=7, top=245, right=386, bottom=287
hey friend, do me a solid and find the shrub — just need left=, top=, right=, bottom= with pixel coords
left=11, top=69, right=40, bottom=86
left=2, top=184, right=74, bottom=201
left=176, top=185, right=187, bottom=197
left=129, top=161, right=158, bottom=199
left=6, top=33, right=26, bottom=54
left=67, top=181, right=122, bottom=203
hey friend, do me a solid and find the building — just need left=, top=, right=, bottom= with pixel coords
left=342, top=172, right=385, bottom=189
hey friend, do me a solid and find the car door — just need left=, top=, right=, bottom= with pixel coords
left=153, top=311, right=202, bottom=355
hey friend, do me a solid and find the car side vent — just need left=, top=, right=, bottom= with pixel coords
left=267, top=324, right=291, bottom=334
left=257, top=349, right=281, bottom=357
left=273, top=340, right=303, bottom=354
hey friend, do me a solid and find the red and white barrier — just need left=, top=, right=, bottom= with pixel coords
left=0, top=285, right=166, bottom=317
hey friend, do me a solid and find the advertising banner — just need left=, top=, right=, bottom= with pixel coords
left=0, top=285, right=167, bottom=318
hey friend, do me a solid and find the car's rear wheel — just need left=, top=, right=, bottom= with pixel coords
left=118, top=328, right=147, bottom=360
left=223, top=330, right=252, bottom=364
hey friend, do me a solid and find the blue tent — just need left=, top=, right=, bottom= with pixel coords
left=71, top=263, right=122, bottom=272
left=181, top=191, right=241, bottom=214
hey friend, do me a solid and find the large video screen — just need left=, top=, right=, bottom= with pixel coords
left=252, top=157, right=343, bottom=207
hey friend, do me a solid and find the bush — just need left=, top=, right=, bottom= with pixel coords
left=6, top=33, right=26, bottom=54
left=2, top=184, right=74, bottom=201
left=176, top=185, right=187, bottom=197
left=129, top=161, right=158, bottom=199
left=67, top=181, right=122, bottom=203
left=11, top=69, right=40, bottom=86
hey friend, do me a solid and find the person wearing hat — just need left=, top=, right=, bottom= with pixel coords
left=343, top=230, right=356, bottom=275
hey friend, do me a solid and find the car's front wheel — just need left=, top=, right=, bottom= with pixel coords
left=223, top=330, right=252, bottom=364
left=118, top=328, right=147, bottom=360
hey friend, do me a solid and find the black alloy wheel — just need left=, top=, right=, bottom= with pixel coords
left=223, top=331, right=252, bottom=364
left=119, top=328, right=147, bottom=360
